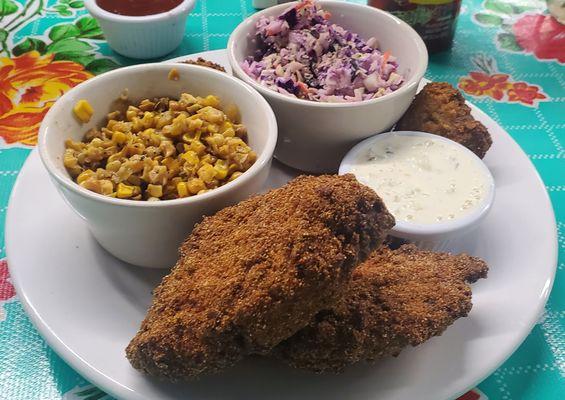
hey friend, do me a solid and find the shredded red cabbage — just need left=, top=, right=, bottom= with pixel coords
left=241, top=0, right=404, bottom=103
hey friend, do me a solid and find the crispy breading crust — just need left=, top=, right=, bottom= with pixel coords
left=396, top=82, right=493, bottom=158
left=126, top=174, right=395, bottom=379
left=181, top=57, right=226, bottom=72
left=274, top=244, right=488, bottom=372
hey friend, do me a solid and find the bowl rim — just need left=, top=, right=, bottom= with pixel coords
left=227, top=0, right=428, bottom=109
left=38, top=63, right=278, bottom=209
left=84, top=0, right=196, bottom=23
left=339, top=130, right=496, bottom=236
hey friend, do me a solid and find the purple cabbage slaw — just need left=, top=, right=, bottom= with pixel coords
left=241, top=0, right=404, bottom=103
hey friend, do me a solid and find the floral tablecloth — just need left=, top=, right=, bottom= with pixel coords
left=0, top=0, right=563, bottom=399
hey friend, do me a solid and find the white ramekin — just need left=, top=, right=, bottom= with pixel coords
left=339, top=131, right=495, bottom=251
left=84, top=0, right=196, bottom=59
left=38, top=64, right=277, bottom=268
left=228, top=1, right=428, bottom=173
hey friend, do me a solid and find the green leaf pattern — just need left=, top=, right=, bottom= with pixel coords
left=483, top=0, right=515, bottom=15
left=69, top=1, right=85, bottom=9
left=0, top=0, right=18, bottom=16
left=46, top=37, right=93, bottom=53
left=497, top=32, right=523, bottom=52
left=85, top=58, right=120, bottom=74
left=0, top=28, right=8, bottom=42
left=53, top=51, right=95, bottom=66
left=49, top=23, right=81, bottom=41
left=75, top=16, right=104, bottom=39
left=474, top=13, right=503, bottom=26
left=50, top=0, right=83, bottom=17
left=12, top=37, right=47, bottom=56
left=2, top=4, right=116, bottom=76
left=473, top=0, right=546, bottom=55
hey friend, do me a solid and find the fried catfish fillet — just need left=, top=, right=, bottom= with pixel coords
left=396, top=82, right=493, bottom=158
left=274, top=244, right=488, bottom=372
left=126, top=174, right=395, bottom=379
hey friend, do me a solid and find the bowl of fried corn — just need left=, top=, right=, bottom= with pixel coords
left=39, top=63, right=277, bottom=268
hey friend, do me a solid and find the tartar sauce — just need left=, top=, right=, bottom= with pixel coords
left=350, top=135, right=488, bottom=224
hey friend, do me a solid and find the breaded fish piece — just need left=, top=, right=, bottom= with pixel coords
left=274, top=244, right=488, bottom=372
left=126, top=174, right=395, bottom=379
left=396, top=82, right=492, bottom=158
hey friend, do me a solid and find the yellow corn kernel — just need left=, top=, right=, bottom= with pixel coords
left=207, top=124, right=219, bottom=134
left=79, top=179, right=113, bottom=195
left=107, top=151, right=124, bottom=164
left=117, top=182, right=135, bottom=198
left=197, top=163, right=216, bottom=183
left=112, top=131, right=127, bottom=144
left=149, top=131, right=162, bottom=146
left=180, top=93, right=198, bottom=105
left=187, top=178, right=206, bottom=195
left=177, top=182, right=189, bottom=198
left=138, top=128, right=152, bottom=140
left=126, top=106, right=139, bottom=121
left=105, top=160, right=121, bottom=172
left=219, top=121, right=232, bottom=132
left=228, top=163, right=239, bottom=174
left=200, top=153, right=216, bottom=165
left=228, top=171, right=243, bottom=182
left=214, top=159, right=228, bottom=180
left=159, top=140, right=176, bottom=157
left=131, top=117, right=144, bottom=133
left=65, top=139, right=86, bottom=151
left=200, top=95, right=220, bottom=108
left=73, top=99, right=94, bottom=123
left=206, top=133, right=225, bottom=147
left=168, top=68, right=179, bottom=81
left=186, top=103, right=202, bottom=113
left=181, top=150, right=199, bottom=165
left=189, top=139, right=206, bottom=155
left=167, top=159, right=181, bottom=176
left=222, top=127, right=235, bottom=137
left=147, top=184, right=163, bottom=198
left=187, top=118, right=203, bottom=131
left=156, top=118, right=172, bottom=131
left=100, top=180, right=114, bottom=195
left=197, top=106, right=224, bottom=123
left=63, top=150, right=77, bottom=167
left=76, top=169, right=95, bottom=184
left=141, top=112, right=154, bottom=129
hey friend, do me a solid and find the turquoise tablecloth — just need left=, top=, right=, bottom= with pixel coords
left=0, top=1, right=563, bottom=399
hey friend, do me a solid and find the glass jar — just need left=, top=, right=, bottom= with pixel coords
left=369, top=0, right=463, bottom=53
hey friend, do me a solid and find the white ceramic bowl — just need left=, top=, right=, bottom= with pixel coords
left=84, top=0, right=196, bottom=59
left=340, top=131, right=495, bottom=251
left=228, top=0, right=428, bottom=173
left=38, top=64, right=277, bottom=268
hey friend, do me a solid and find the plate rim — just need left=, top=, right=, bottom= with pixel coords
left=6, top=49, right=558, bottom=400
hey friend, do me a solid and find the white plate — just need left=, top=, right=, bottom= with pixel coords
left=7, top=50, right=557, bottom=400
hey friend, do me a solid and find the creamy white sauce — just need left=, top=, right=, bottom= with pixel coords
left=350, top=135, right=488, bottom=224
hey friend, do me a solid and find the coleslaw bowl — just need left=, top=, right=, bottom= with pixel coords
left=228, top=0, right=428, bottom=172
